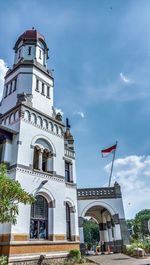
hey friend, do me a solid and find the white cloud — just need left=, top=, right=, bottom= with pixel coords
left=105, top=155, right=150, bottom=219
left=54, top=107, right=63, bottom=115
left=120, top=72, right=131, bottom=83
left=73, top=111, right=85, bottom=118
left=0, top=59, right=7, bottom=99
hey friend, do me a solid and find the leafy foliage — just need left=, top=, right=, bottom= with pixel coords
left=64, top=249, right=82, bottom=264
left=0, top=255, right=8, bottom=265
left=69, top=250, right=81, bottom=261
left=0, top=164, right=35, bottom=224
left=134, top=209, right=150, bottom=238
left=127, top=210, right=150, bottom=239
left=83, top=219, right=100, bottom=244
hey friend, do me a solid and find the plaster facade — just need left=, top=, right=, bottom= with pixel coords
left=0, top=29, right=79, bottom=262
left=0, top=29, right=129, bottom=263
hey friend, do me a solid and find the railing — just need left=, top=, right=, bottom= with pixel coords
left=64, top=148, right=75, bottom=159
left=77, top=187, right=117, bottom=199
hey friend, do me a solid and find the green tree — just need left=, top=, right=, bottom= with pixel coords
left=133, top=209, right=150, bottom=239
left=83, top=219, right=100, bottom=244
left=126, top=219, right=134, bottom=235
left=0, top=164, right=35, bottom=224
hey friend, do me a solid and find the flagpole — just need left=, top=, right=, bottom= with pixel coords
left=108, top=141, right=117, bottom=187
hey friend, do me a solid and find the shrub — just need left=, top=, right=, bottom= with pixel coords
left=0, top=256, right=8, bottom=265
left=64, top=250, right=82, bottom=264
left=125, top=245, right=135, bottom=256
left=69, top=249, right=81, bottom=261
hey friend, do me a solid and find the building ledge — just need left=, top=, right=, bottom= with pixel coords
left=1, top=240, right=80, bottom=246
left=8, top=251, right=69, bottom=263
left=65, top=182, right=77, bottom=188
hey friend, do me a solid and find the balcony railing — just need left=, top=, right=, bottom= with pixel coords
left=64, top=148, right=75, bottom=159
left=77, top=187, right=118, bottom=199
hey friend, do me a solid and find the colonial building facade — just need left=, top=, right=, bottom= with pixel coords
left=0, top=29, right=129, bottom=263
left=0, top=29, right=80, bottom=261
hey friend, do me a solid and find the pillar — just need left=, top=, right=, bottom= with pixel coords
left=112, top=214, right=123, bottom=253
left=78, top=217, right=85, bottom=253
left=103, top=222, right=109, bottom=251
left=107, top=221, right=113, bottom=245
left=70, top=206, right=76, bottom=241
left=47, top=153, right=53, bottom=172
left=48, top=200, right=55, bottom=241
left=99, top=223, right=104, bottom=242
left=38, top=149, right=43, bottom=171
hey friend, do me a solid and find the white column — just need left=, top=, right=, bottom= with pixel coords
left=48, top=207, right=53, bottom=240
left=108, top=227, right=113, bottom=242
left=79, top=227, right=84, bottom=243
left=70, top=211, right=75, bottom=239
left=99, top=223, right=104, bottom=241
left=103, top=224, right=109, bottom=243
left=115, top=224, right=122, bottom=240
left=47, top=153, right=53, bottom=172
left=38, top=149, right=43, bottom=171
left=107, top=221, right=113, bottom=242
left=112, top=225, right=116, bottom=241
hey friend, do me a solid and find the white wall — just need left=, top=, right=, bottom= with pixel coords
left=78, top=198, right=125, bottom=219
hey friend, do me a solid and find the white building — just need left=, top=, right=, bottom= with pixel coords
left=0, top=29, right=129, bottom=263
left=0, top=29, right=80, bottom=260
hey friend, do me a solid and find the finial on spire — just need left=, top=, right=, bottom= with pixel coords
left=32, top=27, right=35, bottom=30
left=66, top=118, right=70, bottom=129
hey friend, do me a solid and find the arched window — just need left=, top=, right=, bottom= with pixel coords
left=66, top=203, right=71, bottom=240
left=33, top=146, right=39, bottom=170
left=33, top=139, right=54, bottom=172
left=30, top=195, right=48, bottom=239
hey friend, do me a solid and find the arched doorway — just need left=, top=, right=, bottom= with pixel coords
left=30, top=195, right=48, bottom=239
left=82, top=205, right=114, bottom=252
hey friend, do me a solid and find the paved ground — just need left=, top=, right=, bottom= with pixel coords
left=87, top=253, right=150, bottom=265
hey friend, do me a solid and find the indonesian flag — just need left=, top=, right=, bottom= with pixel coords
left=101, top=144, right=117, bottom=157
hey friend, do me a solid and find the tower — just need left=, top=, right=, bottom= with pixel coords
left=0, top=29, right=79, bottom=262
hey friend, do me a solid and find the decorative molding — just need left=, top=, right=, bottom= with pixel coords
left=49, top=199, right=55, bottom=208
left=70, top=206, right=76, bottom=213
left=65, top=182, right=76, bottom=188
left=17, top=93, right=33, bottom=107
left=8, top=165, right=64, bottom=183
left=5, top=60, right=54, bottom=80
left=77, top=187, right=120, bottom=200
left=22, top=115, right=64, bottom=139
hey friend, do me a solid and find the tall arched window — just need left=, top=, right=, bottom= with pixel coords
left=30, top=195, right=48, bottom=239
left=66, top=203, right=71, bottom=240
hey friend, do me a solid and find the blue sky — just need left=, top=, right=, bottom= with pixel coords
left=0, top=0, right=150, bottom=219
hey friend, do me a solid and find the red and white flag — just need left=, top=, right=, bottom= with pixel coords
left=101, top=144, right=117, bottom=157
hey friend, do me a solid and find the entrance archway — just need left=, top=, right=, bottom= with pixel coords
left=77, top=184, right=129, bottom=253
left=82, top=205, right=116, bottom=252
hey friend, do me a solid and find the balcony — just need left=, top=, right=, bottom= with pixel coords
left=64, top=148, right=75, bottom=159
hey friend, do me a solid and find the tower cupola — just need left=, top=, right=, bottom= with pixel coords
left=13, top=28, right=49, bottom=68
left=1, top=29, right=54, bottom=116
